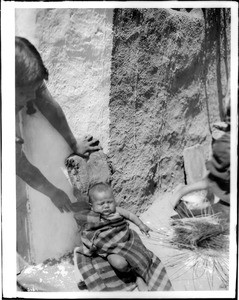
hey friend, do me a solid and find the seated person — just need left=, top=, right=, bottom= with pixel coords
left=171, top=122, right=230, bottom=221
left=73, top=183, right=173, bottom=291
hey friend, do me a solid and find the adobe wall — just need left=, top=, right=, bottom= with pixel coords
left=108, top=8, right=230, bottom=214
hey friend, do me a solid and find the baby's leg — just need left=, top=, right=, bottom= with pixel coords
left=107, top=254, right=129, bottom=272
left=108, top=254, right=148, bottom=290
left=136, top=276, right=148, bottom=291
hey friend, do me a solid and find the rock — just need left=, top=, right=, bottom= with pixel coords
left=65, top=150, right=111, bottom=199
left=65, top=154, right=89, bottom=195
left=87, top=151, right=111, bottom=186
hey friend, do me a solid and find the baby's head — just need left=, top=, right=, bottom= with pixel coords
left=88, top=183, right=116, bottom=216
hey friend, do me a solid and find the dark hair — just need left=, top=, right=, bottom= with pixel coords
left=88, top=182, right=112, bottom=203
left=15, top=36, right=49, bottom=87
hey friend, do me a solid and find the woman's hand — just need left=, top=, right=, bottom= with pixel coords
left=73, top=135, right=102, bottom=158
left=50, top=189, right=73, bottom=213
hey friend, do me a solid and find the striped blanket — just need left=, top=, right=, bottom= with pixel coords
left=74, top=210, right=173, bottom=291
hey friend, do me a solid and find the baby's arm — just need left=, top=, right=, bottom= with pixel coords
left=116, top=207, right=151, bottom=236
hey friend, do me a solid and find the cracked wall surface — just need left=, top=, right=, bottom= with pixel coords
left=108, top=8, right=230, bottom=214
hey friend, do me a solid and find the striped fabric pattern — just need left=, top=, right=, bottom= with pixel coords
left=74, top=210, right=173, bottom=291
left=76, top=253, right=137, bottom=291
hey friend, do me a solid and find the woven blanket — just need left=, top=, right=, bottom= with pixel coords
left=74, top=210, right=173, bottom=291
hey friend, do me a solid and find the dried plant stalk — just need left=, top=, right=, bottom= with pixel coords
left=150, top=214, right=229, bottom=288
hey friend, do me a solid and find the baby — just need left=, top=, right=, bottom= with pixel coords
left=73, top=182, right=172, bottom=291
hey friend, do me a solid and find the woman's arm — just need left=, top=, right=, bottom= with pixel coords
left=34, top=82, right=101, bottom=157
left=16, top=144, right=72, bottom=213
left=171, top=177, right=210, bottom=208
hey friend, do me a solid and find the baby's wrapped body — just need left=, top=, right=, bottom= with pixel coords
left=74, top=210, right=173, bottom=291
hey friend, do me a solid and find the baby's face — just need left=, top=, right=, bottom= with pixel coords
left=91, top=190, right=116, bottom=216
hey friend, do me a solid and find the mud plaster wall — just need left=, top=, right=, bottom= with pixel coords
left=109, top=8, right=230, bottom=214
left=36, top=8, right=113, bottom=150
left=16, top=8, right=113, bottom=263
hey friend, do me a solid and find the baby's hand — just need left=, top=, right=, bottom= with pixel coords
left=139, top=223, right=151, bottom=237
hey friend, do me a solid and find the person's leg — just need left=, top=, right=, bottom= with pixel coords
left=107, top=254, right=129, bottom=272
